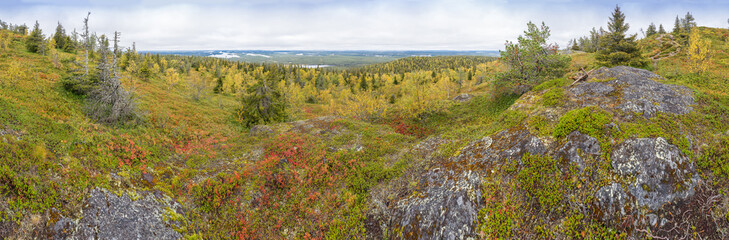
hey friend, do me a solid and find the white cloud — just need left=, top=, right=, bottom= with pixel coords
left=1, top=0, right=727, bottom=50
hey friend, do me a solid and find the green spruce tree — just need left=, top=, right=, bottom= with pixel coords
left=236, top=73, right=287, bottom=128
left=646, top=22, right=657, bottom=37
left=25, top=21, right=44, bottom=53
left=595, top=5, right=647, bottom=67
left=682, top=12, right=696, bottom=33
left=54, top=22, right=67, bottom=51
left=673, top=16, right=681, bottom=34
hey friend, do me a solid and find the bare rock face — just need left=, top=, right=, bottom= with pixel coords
left=569, top=66, right=694, bottom=118
left=461, top=129, right=546, bottom=166
left=393, top=169, right=481, bottom=240
left=611, top=137, right=699, bottom=210
left=554, top=131, right=601, bottom=171
left=392, top=129, right=546, bottom=239
left=594, top=183, right=629, bottom=222
left=595, top=137, right=699, bottom=224
left=71, top=188, right=184, bottom=240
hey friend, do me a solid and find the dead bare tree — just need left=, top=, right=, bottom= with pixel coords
left=85, top=31, right=139, bottom=125
left=81, top=12, right=90, bottom=77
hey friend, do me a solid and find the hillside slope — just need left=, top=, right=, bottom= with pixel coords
left=0, top=27, right=728, bottom=240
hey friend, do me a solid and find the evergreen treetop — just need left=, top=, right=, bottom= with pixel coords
left=595, top=5, right=647, bottom=67
left=25, top=21, right=44, bottom=53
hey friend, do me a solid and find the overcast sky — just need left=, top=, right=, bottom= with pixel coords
left=1, top=0, right=728, bottom=51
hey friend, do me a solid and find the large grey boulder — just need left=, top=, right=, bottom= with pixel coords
left=72, top=188, right=184, bottom=240
left=569, top=66, right=694, bottom=118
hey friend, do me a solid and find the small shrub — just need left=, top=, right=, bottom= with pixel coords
left=61, top=75, right=97, bottom=96
left=497, top=110, right=527, bottom=130
left=532, top=78, right=570, bottom=92
left=541, top=87, right=565, bottom=107
left=562, top=213, right=625, bottom=239
left=477, top=181, right=522, bottom=239
left=517, top=154, right=571, bottom=213
left=697, top=136, right=729, bottom=186
left=553, top=106, right=612, bottom=139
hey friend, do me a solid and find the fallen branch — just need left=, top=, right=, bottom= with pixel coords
left=569, top=68, right=594, bottom=86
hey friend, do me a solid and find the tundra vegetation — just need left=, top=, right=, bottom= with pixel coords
left=0, top=5, right=728, bottom=239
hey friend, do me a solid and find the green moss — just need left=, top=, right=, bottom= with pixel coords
left=541, top=88, right=565, bottom=107
left=532, top=77, right=570, bottom=92
left=562, top=213, right=626, bottom=239
left=528, top=115, right=553, bottom=137
left=697, top=136, right=729, bottom=186
left=497, top=110, right=527, bottom=130
left=553, top=106, right=612, bottom=139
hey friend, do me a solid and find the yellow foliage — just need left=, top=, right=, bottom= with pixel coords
left=0, top=31, right=10, bottom=50
left=336, top=93, right=389, bottom=121
left=4, top=61, right=27, bottom=84
left=164, top=68, right=181, bottom=92
left=688, top=28, right=710, bottom=74
left=32, top=144, right=48, bottom=160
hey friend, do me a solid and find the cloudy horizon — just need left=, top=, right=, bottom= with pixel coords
left=1, top=0, right=728, bottom=51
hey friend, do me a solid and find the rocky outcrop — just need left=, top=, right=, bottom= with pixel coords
left=457, top=129, right=546, bottom=167
left=392, top=129, right=546, bottom=239
left=570, top=66, right=694, bottom=118
left=393, top=169, right=481, bottom=240
left=249, top=125, right=273, bottom=136
left=71, top=188, right=184, bottom=240
left=595, top=183, right=629, bottom=222
left=594, top=137, right=699, bottom=224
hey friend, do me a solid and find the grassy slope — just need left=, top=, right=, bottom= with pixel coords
left=0, top=29, right=418, bottom=239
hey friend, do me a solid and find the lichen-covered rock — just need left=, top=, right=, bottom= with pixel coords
left=611, top=137, right=699, bottom=210
left=462, top=129, right=546, bottom=166
left=392, top=128, right=546, bottom=239
left=52, top=217, right=75, bottom=240
left=393, top=169, right=481, bottom=240
left=570, top=66, right=694, bottom=118
left=72, top=188, right=183, bottom=240
left=595, top=183, right=629, bottom=222
left=554, top=131, right=601, bottom=171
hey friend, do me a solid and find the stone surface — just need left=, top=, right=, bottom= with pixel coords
left=462, top=129, right=546, bottom=166
left=249, top=124, right=273, bottom=135
left=452, top=93, right=473, bottom=103
left=52, top=217, right=75, bottom=240
left=72, top=188, right=183, bottom=240
left=594, top=183, right=629, bottom=222
left=554, top=131, right=601, bottom=171
left=611, top=137, right=699, bottom=210
left=393, top=169, right=481, bottom=240
left=569, top=66, right=694, bottom=118
left=392, top=128, right=546, bottom=239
